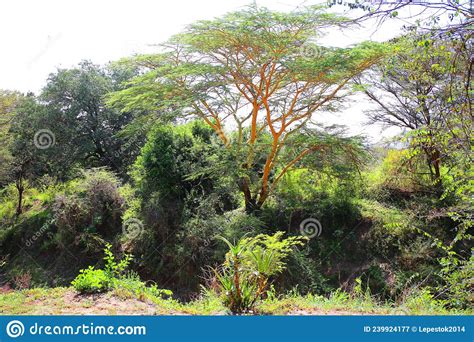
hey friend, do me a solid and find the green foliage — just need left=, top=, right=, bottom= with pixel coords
left=39, top=61, right=141, bottom=177
left=71, top=243, right=172, bottom=299
left=364, top=149, right=433, bottom=198
left=133, top=121, right=225, bottom=199
left=0, top=90, right=22, bottom=186
left=112, top=271, right=173, bottom=301
left=0, top=4, right=472, bottom=316
left=361, top=31, right=472, bottom=204
left=438, top=255, right=473, bottom=309
left=71, top=267, right=110, bottom=294
left=103, top=243, right=132, bottom=279
left=401, top=288, right=448, bottom=315
left=71, top=244, right=130, bottom=294
left=121, top=121, right=241, bottom=289
left=53, top=169, right=125, bottom=251
left=108, top=5, right=388, bottom=211
left=213, top=232, right=306, bottom=313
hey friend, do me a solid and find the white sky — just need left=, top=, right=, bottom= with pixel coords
left=0, top=0, right=421, bottom=141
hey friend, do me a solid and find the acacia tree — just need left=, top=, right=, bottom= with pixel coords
left=329, top=0, right=473, bottom=34
left=109, top=6, right=387, bottom=212
left=358, top=31, right=472, bottom=184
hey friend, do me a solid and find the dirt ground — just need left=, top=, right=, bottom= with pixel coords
left=1, top=288, right=374, bottom=315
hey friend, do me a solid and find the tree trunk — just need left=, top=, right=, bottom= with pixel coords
left=430, top=148, right=443, bottom=195
left=238, top=177, right=261, bottom=214
left=431, top=148, right=441, bottom=181
left=244, top=198, right=260, bottom=214
left=15, top=179, right=24, bottom=216
left=423, top=144, right=442, bottom=186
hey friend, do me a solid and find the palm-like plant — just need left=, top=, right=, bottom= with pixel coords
left=213, top=232, right=306, bottom=313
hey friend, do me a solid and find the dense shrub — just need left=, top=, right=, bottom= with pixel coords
left=120, top=122, right=240, bottom=291
left=53, top=169, right=125, bottom=251
left=437, top=256, right=473, bottom=309
left=71, top=267, right=110, bottom=293
left=132, top=121, right=228, bottom=201
left=259, top=168, right=362, bottom=295
left=363, top=149, right=435, bottom=201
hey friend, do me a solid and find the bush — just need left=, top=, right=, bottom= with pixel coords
left=71, top=244, right=130, bottom=294
left=437, top=255, right=473, bottom=309
left=401, top=288, right=448, bottom=314
left=53, top=169, right=125, bottom=251
left=132, top=121, right=223, bottom=201
left=113, top=271, right=172, bottom=301
left=123, top=122, right=240, bottom=291
left=362, top=148, right=436, bottom=202
left=103, top=243, right=132, bottom=279
left=71, top=267, right=110, bottom=293
left=71, top=244, right=173, bottom=299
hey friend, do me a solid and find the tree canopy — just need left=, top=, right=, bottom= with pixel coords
left=109, top=5, right=388, bottom=211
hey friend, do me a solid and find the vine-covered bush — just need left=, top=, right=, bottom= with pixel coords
left=53, top=169, right=125, bottom=251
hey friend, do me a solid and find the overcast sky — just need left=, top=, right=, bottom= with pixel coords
left=0, top=0, right=417, bottom=141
